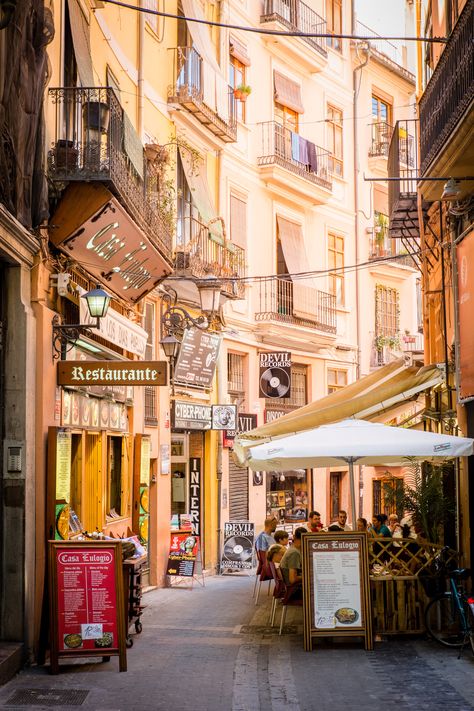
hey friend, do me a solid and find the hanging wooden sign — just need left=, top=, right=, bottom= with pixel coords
left=58, top=361, right=167, bottom=387
left=301, top=532, right=373, bottom=651
left=48, top=540, right=127, bottom=673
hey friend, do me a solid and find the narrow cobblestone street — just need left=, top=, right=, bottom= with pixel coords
left=0, top=575, right=473, bottom=711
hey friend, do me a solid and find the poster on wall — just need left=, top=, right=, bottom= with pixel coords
left=189, top=458, right=201, bottom=536
left=221, top=522, right=255, bottom=571
left=259, top=351, right=291, bottom=399
left=48, top=540, right=127, bottom=673
left=211, top=404, right=237, bottom=430
left=301, top=533, right=372, bottom=652
left=173, top=328, right=221, bottom=388
left=166, top=533, right=200, bottom=577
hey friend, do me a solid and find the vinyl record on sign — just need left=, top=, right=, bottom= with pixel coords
left=223, top=535, right=253, bottom=561
left=260, top=367, right=290, bottom=398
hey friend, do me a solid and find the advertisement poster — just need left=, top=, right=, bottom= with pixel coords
left=166, top=533, right=200, bottom=577
left=223, top=413, right=257, bottom=448
left=259, top=351, right=291, bottom=399
left=55, top=546, right=119, bottom=652
left=312, top=538, right=362, bottom=630
left=173, top=328, right=221, bottom=388
left=221, top=522, right=255, bottom=570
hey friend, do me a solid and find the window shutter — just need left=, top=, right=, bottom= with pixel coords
left=230, top=195, right=247, bottom=248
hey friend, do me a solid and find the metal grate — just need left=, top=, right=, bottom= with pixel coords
left=6, top=688, right=89, bottom=706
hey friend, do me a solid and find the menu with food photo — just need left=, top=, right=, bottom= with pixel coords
left=312, top=539, right=362, bottom=630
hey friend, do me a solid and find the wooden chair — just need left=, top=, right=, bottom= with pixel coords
left=254, top=549, right=273, bottom=605
left=278, top=577, right=303, bottom=635
left=268, top=561, right=286, bottom=626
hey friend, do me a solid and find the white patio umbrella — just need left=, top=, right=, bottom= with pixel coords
left=239, top=419, right=474, bottom=530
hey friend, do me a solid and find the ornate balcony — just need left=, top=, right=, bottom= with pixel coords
left=419, top=0, right=474, bottom=178
left=260, top=0, right=327, bottom=71
left=47, top=87, right=172, bottom=265
left=174, top=218, right=245, bottom=300
left=255, top=277, right=336, bottom=334
left=369, top=122, right=393, bottom=159
left=257, top=122, right=332, bottom=203
left=388, top=119, right=422, bottom=267
left=168, top=47, right=237, bottom=143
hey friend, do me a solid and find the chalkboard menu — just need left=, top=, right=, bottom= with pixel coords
left=301, top=532, right=373, bottom=651
left=166, top=533, right=200, bottom=577
left=48, top=541, right=127, bottom=673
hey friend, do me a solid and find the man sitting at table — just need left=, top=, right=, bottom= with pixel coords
left=255, top=517, right=277, bottom=552
left=279, top=526, right=307, bottom=599
left=307, top=511, right=324, bottom=533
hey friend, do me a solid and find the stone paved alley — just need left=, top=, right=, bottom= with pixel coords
left=0, top=575, right=474, bottom=711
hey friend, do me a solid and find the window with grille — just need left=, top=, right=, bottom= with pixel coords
left=328, top=232, right=344, bottom=305
left=265, top=364, right=307, bottom=408
left=375, top=285, right=399, bottom=337
left=326, top=0, right=342, bottom=52
left=327, top=368, right=347, bottom=395
left=373, top=478, right=403, bottom=518
left=144, top=301, right=158, bottom=426
left=326, top=105, right=343, bottom=176
left=228, top=352, right=246, bottom=399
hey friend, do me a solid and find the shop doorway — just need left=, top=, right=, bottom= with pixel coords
left=171, top=434, right=188, bottom=518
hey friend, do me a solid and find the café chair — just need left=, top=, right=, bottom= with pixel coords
left=268, top=561, right=286, bottom=626
left=254, top=549, right=273, bottom=605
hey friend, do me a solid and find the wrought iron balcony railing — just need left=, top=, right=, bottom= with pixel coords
left=369, top=121, right=393, bottom=158
left=402, top=332, right=424, bottom=352
left=168, top=47, right=237, bottom=142
left=257, top=121, right=332, bottom=190
left=48, top=87, right=172, bottom=263
left=174, top=218, right=246, bottom=299
left=255, top=277, right=337, bottom=333
left=261, top=0, right=327, bottom=58
left=419, top=0, right=474, bottom=174
left=388, top=119, right=418, bottom=204
left=355, top=20, right=414, bottom=81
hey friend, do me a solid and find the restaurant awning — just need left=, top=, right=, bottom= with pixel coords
left=234, top=358, right=445, bottom=462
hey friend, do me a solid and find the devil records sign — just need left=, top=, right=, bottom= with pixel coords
left=259, top=351, right=291, bottom=399
left=221, top=522, right=255, bottom=572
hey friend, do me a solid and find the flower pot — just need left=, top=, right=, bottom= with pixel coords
left=233, top=88, right=242, bottom=100
left=54, top=139, right=78, bottom=170
left=83, top=101, right=110, bottom=134
left=240, top=93, right=249, bottom=103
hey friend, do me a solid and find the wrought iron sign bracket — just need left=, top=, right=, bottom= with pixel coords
left=52, top=314, right=99, bottom=360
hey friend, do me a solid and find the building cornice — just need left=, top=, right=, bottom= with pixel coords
left=0, top=205, right=40, bottom=266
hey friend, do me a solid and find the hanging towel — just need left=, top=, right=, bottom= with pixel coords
left=307, top=141, right=318, bottom=173
left=298, top=136, right=309, bottom=166
left=291, top=131, right=300, bottom=161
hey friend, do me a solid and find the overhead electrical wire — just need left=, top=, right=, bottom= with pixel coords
left=102, top=0, right=446, bottom=44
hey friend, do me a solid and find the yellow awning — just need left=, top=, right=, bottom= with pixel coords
left=239, top=358, right=444, bottom=443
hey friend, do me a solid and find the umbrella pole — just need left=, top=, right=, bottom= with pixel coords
left=348, top=457, right=357, bottom=531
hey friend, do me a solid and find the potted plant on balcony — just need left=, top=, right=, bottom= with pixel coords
left=235, top=84, right=251, bottom=102
left=54, top=139, right=78, bottom=170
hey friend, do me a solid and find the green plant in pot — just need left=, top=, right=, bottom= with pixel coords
left=236, top=84, right=251, bottom=102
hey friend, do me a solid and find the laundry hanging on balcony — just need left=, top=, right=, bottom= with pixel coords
left=290, top=132, right=318, bottom=172
left=67, top=0, right=94, bottom=87
left=181, top=0, right=229, bottom=122
left=276, top=216, right=318, bottom=321
left=178, top=146, right=224, bottom=241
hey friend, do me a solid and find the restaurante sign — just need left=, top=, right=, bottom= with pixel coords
left=58, top=361, right=167, bottom=386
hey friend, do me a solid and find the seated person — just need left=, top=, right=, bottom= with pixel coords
left=357, top=517, right=368, bottom=532
left=369, top=514, right=392, bottom=537
left=279, top=527, right=307, bottom=599
left=255, top=517, right=277, bottom=552
left=274, top=530, right=290, bottom=547
left=266, top=544, right=285, bottom=566
left=307, top=511, right=324, bottom=533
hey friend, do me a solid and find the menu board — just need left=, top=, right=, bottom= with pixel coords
left=173, top=328, right=221, bottom=388
left=48, top=541, right=127, bottom=673
left=166, top=533, right=200, bottom=577
left=301, top=533, right=372, bottom=652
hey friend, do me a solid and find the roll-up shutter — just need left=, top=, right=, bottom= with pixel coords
left=277, top=216, right=316, bottom=320
left=229, top=459, right=249, bottom=521
left=274, top=71, right=304, bottom=114
left=67, top=0, right=94, bottom=87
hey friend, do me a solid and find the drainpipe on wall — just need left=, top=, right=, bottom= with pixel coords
left=216, top=147, right=225, bottom=572
left=352, top=11, right=370, bottom=380
left=137, top=0, right=145, bottom=139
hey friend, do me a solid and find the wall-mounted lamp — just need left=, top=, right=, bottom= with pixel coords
left=160, top=277, right=223, bottom=339
left=52, top=285, right=112, bottom=359
left=159, top=334, right=181, bottom=396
